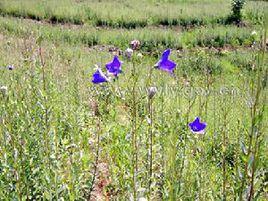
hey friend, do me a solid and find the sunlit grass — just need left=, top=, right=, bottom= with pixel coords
left=0, top=0, right=267, bottom=27
left=0, top=30, right=267, bottom=199
left=0, top=17, right=260, bottom=51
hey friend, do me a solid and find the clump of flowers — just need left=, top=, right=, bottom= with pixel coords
left=91, top=55, right=123, bottom=84
left=89, top=43, right=214, bottom=201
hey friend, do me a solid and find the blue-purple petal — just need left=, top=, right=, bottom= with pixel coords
left=158, top=59, right=176, bottom=72
left=189, top=117, right=207, bottom=134
left=161, top=49, right=171, bottom=61
left=92, top=69, right=108, bottom=84
left=155, top=49, right=176, bottom=73
left=106, top=56, right=122, bottom=76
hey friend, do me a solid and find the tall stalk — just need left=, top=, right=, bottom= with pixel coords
left=88, top=116, right=101, bottom=201
left=220, top=73, right=231, bottom=201
left=247, top=28, right=267, bottom=201
left=148, top=92, right=153, bottom=197
left=88, top=95, right=102, bottom=201
left=158, top=72, right=166, bottom=199
left=131, top=59, right=138, bottom=200
left=239, top=28, right=267, bottom=201
left=147, top=67, right=154, bottom=199
left=222, top=109, right=227, bottom=201
left=177, top=86, right=196, bottom=194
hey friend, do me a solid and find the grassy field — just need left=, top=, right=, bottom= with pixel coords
left=0, top=0, right=267, bottom=27
left=0, top=0, right=268, bottom=200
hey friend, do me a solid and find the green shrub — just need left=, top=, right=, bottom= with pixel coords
left=227, top=0, right=246, bottom=24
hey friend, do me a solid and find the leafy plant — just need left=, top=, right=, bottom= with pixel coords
left=228, top=0, right=246, bottom=24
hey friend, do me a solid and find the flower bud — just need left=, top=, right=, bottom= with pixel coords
left=0, top=86, right=8, bottom=96
left=130, top=39, right=140, bottom=50
left=7, top=65, right=14, bottom=70
left=148, top=86, right=157, bottom=99
left=251, top=30, right=257, bottom=36
left=125, top=48, right=133, bottom=59
left=137, top=53, right=143, bottom=58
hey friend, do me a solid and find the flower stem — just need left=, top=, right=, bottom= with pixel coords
left=148, top=94, right=153, bottom=197
left=247, top=29, right=267, bottom=201
left=158, top=72, right=165, bottom=199
left=131, top=59, right=138, bottom=200
left=88, top=117, right=101, bottom=201
left=146, top=65, right=154, bottom=199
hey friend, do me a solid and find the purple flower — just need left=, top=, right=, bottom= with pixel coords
left=92, top=69, right=109, bottom=84
left=188, top=117, right=207, bottom=134
left=154, top=49, right=176, bottom=73
left=105, top=55, right=122, bottom=76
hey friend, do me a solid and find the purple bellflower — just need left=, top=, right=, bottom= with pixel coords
left=154, top=49, right=176, bottom=73
left=106, top=55, right=122, bottom=76
left=188, top=117, right=207, bottom=134
left=92, top=68, right=109, bottom=84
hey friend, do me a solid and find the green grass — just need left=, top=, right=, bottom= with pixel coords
left=0, top=0, right=267, bottom=28
left=0, top=31, right=267, bottom=200
left=0, top=17, right=260, bottom=51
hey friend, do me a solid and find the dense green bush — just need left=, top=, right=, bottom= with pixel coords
left=227, top=0, right=246, bottom=24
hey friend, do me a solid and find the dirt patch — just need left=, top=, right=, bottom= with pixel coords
left=89, top=162, right=111, bottom=201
